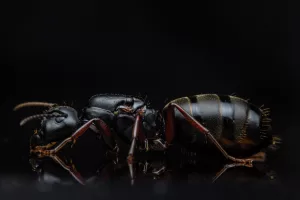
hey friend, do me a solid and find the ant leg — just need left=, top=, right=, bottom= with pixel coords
left=163, top=104, right=176, bottom=144
left=127, top=115, right=142, bottom=160
left=212, top=163, right=242, bottom=183
left=166, top=103, right=265, bottom=166
left=128, top=162, right=135, bottom=185
left=127, top=114, right=142, bottom=185
left=49, top=155, right=85, bottom=185
left=30, top=119, right=113, bottom=184
left=31, top=118, right=112, bottom=157
left=212, top=151, right=266, bottom=182
left=46, top=118, right=112, bottom=154
left=152, top=165, right=166, bottom=176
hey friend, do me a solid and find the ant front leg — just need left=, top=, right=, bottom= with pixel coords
left=50, top=154, right=86, bottom=185
left=32, top=118, right=113, bottom=156
left=54, top=118, right=112, bottom=153
left=30, top=154, right=86, bottom=185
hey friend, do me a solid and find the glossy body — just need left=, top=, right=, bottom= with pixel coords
left=30, top=106, right=81, bottom=147
left=82, top=94, right=163, bottom=145
left=15, top=93, right=280, bottom=184
left=163, top=94, right=272, bottom=156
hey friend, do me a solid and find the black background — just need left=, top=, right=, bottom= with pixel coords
left=1, top=0, right=299, bottom=199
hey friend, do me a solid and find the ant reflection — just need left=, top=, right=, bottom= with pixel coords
left=14, top=95, right=282, bottom=186
left=28, top=141, right=279, bottom=186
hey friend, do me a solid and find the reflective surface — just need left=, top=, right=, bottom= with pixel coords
left=1, top=128, right=284, bottom=189
left=0, top=111, right=296, bottom=199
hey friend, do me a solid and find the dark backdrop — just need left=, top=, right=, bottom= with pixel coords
left=1, top=0, right=299, bottom=199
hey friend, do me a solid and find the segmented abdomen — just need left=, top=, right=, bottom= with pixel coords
left=168, top=94, right=272, bottom=152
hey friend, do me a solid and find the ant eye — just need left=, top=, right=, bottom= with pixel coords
left=55, top=116, right=65, bottom=123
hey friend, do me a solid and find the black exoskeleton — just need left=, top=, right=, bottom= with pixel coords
left=14, top=93, right=281, bottom=185
left=81, top=94, right=163, bottom=146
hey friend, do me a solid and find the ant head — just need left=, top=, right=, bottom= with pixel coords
left=14, top=102, right=80, bottom=150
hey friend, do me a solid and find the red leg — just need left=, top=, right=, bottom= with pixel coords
left=50, top=155, right=86, bottom=185
left=128, top=115, right=142, bottom=158
left=126, top=114, right=142, bottom=185
left=31, top=118, right=114, bottom=185
left=51, top=118, right=112, bottom=153
left=212, top=163, right=246, bottom=183
left=28, top=118, right=112, bottom=156
left=166, top=103, right=265, bottom=166
left=212, top=151, right=266, bottom=182
left=29, top=119, right=114, bottom=185
left=163, top=105, right=175, bottom=144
